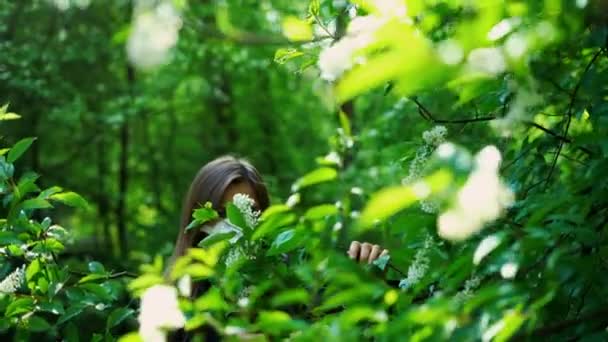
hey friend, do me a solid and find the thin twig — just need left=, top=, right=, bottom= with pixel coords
left=524, top=121, right=594, bottom=156
left=410, top=97, right=496, bottom=124
left=545, top=48, right=604, bottom=186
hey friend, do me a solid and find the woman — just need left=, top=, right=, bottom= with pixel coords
left=167, top=155, right=387, bottom=284
left=167, top=155, right=388, bottom=341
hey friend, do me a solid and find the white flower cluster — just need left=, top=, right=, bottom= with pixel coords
left=403, top=125, right=448, bottom=185
left=127, top=1, right=182, bottom=69
left=318, top=15, right=385, bottom=81
left=437, top=145, right=514, bottom=241
left=232, top=193, right=260, bottom=229
left=422, top=125, right=448, bottom=147
left=491, top=87, right=542, bottom=137
left=138, top=284, right=186, bottom=342
left=454, top=275, right=481, bottom=303
left=399, top=235, right=433, bottom=290
left=0, top=265, right=25, bottom=294
left=402, top=126, right=448, bottom=214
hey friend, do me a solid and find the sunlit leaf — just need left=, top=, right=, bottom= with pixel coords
left=292, top=167, right=337, bottom=191
left=8, top=137, right=36, bottom=163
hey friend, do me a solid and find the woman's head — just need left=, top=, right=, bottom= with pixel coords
left=172, top=155, right=269, bottom=261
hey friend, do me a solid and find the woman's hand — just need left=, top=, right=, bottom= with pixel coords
left=347, top=241, right=388, bottom=264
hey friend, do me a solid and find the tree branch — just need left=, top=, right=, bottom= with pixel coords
left=545, top=48, right=604, bottom=186
left=410, top=97, right=496, bottom=124
left=524, top=121, right=594, bottom=156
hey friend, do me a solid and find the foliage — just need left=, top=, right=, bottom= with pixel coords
left=0, top=134, right=134, bottom=340
left=2, top=0, right=608, bottom=341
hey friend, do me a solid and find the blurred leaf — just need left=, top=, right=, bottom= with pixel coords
left=88, top=261, right=106, bottom=274
left=25, top=316, right=51, bottom=332
left=227, top=202, right=248, bottom=229
left=282, top=16, right=313, bottom=42
left=49, top=192, right=88, bottom=209
left=292, top=167, right=337, bottom=191
left=58, top=305, right=86, bottom=325
left=186, top=203, right=219, bottom=231
left=106, top=307, right=134, bottom=331
left=197, top=231, right=236, bottom=248
left=7, top=137, right=36, bottom=163
left=253, top=212, right=296, bottom=240
left=271, top=289, right=310, bottom=307
left=304, top=204, right=338, bottom=220
left=274, top=48, right=305, bottom=64
left=267, top=229, right=305, bottom=256
left=359, top=170, right=452, bottom=229
left=5, top=298, right=34, bottom=317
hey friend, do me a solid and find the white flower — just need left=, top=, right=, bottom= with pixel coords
left=127, top=1, right=182, bottom=69
left=500, top=262, right=518, bottom=279
left=420, top=200, right=439, bottom=214
left=454, top=275, right=481, bottom=302
left=286, top=193, right=301, bottom=208
left=177, top=275, right=191, bottom=297
left=437, top=39, right=464, bottom=65
left=438, top=146, right=514, bottom=241
left=402, top=126, right=449, bottom=186
left=138, top=285, right=186, bottom=342
left=467, top=47, right=506, bottom=75
left=401, top=145, right=432, bottom=185
left=399, top=236, right=433, bottom=290
left=0, top=265, right=25, bottom=294
left=422, top=125, right=448, bottom=146
left=317, top=16, right=384, bottom=81
left=473, top=235, right=501, bottom=265
left=232, top=193, right=260, bottom=228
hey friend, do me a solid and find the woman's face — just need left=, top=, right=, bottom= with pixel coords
left=221, top=181, right=260, bottom=212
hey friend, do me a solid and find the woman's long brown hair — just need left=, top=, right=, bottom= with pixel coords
left=165, top=155, right=270, bottom=277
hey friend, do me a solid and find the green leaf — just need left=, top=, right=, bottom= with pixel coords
left=0, top=231, right=22, bottom=245
left=271, top=289, right=310, bottom=307
left=186, top=203, right=219, bottom=231
left=274, top=48, right=305, bottom=64
left=194, top=287, right=228, bottom=312
left=260, top=204, right=291, bottom=221
left=106, top=307, right=134, bottom=331
left=78, top=273, right=107, bottom=284
left=0, top=113, right=20, bottom=121
left=58, top=304, right=86, bottom=325
left=304, top=204, right=338, bottom=220
left=21, top=198, right=53, bottom=210
left=256, top=310, right=302, bottom=335
left=494, top=308, right=526, bottom=342
left=37, top=300, right=65, bottom=315
left=26, top=258, right=41, bottom=282
left=88, top=261, right=106, bottom=274
left=39, top=186, right=63, bottom=199
left=197, top=231, right=236, bottom=248
left=118, top=332, right=143, bottom=342
left=282, top=16, right=313, bottom=42
left=308, top=0, right=320, bottom=17
left=49, top=192, right=88, bottom=209
left=7, top=137, right=36, bottom=163
left=79, top=283, right=113, bottom=301
left=292, top=167, right=337, bottom=191
left=226, top=202, right=248, bottom=229
left=26, top=315, right=51, bottom=332
left=267, top=229, right=305, bottom=256
left=253, top=212, right=296, bottom=240
left=358, top=170, right=452, bottom=229
left=5, top=297, right=34, bottom=317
